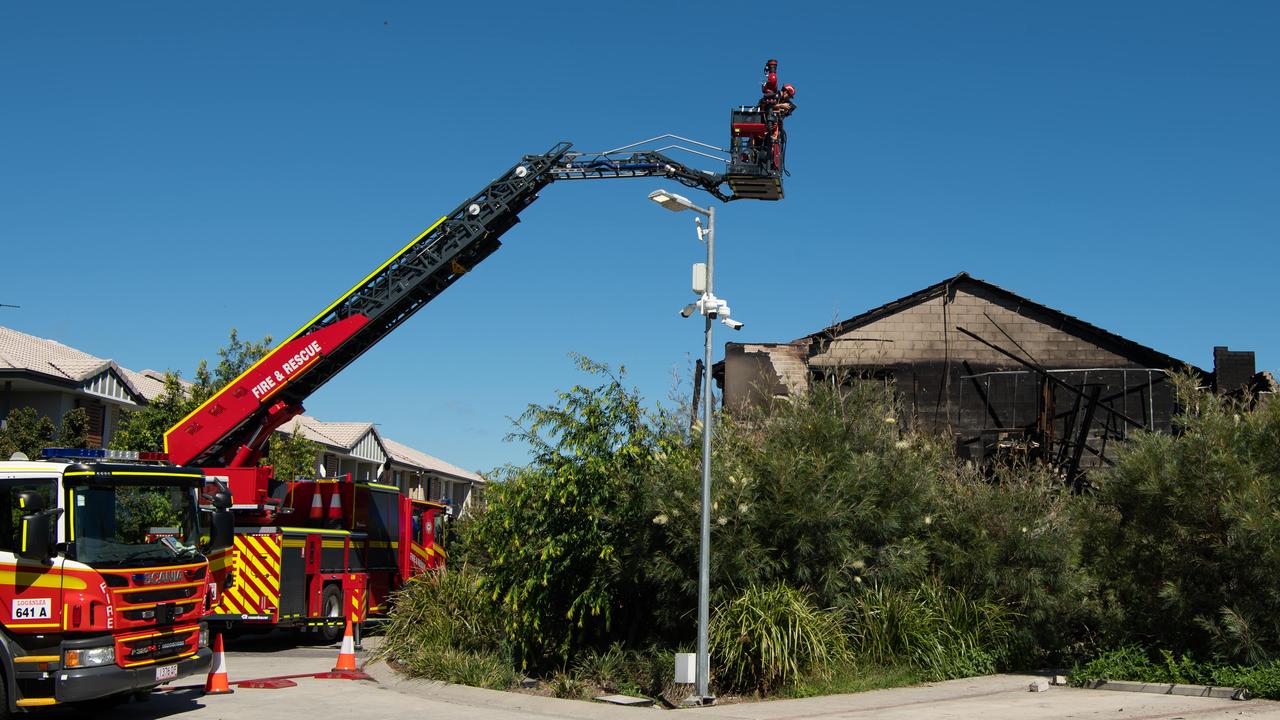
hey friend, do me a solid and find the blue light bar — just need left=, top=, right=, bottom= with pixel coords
left=42, top=447, right=106, bottom=459
left=40, top=447, right=167, bottom=462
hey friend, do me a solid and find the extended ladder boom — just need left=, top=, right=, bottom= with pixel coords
left=163, top=141, right=744, bottom=467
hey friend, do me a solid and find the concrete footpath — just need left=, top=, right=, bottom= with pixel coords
left=45, top=638, right=1280, bottom=720
left=371, top=663, right=1280, bottom=720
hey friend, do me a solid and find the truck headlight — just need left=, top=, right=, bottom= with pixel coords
left=64, top=646, right=115, bottom=668
left=199, top=626, right=209, bottom=648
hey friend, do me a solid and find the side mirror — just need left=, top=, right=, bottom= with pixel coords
left=209, top=507, right=234, bottom=552
left=18, top=491, right=62, bottom=562
left=208, top=490, right=234, bottom=551
left=211, top=490, right=232, bottom=512
left=200, top=478, right=235, bottom=552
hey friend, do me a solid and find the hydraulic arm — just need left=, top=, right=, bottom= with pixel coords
left=164, top=139, right=774, bottom=468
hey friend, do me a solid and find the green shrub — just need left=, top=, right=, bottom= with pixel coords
left=1071, top=646, right=1160, bottom=685
left=929, top=463, right=1103, bottom=664
left=1072, top=646, right=1280, bottom=700
left=548, top=670, right=589, bottom=699
left=376, top=569, right=504, bottom=672
left=709, top=583, right=851, bottom=693
left=1086, top=374, right=1280, bottom=661
left=469, top=358, right=661, bottom=669
left=1210, top=662, right=1280, bottom=699
left=572, top=643, right=632, bottom=691
left=644, top=380, right=949, bottom=639
left=397, top=645, right=515, bottom=689
left=846, top=579, right=1013, bottom=681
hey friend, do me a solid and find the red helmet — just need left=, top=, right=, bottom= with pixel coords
left=781, top=83, right=795, bottom=97
left=765, top=59, right=777, bottom=70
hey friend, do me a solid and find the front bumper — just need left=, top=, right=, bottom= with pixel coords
left=55, top=648, right=211, bottom=704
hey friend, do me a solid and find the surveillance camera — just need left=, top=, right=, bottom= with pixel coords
left=722, top=318, right=744, bottom=331
left=680, top=303, right=697, bottom=318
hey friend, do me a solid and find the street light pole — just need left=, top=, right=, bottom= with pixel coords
left=696, top=203, right=714, bottom=704
left=649, top=189, right=740, bottom=706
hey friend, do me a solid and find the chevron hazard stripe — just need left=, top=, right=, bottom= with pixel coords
left=214, top=534, right=282, bottom=618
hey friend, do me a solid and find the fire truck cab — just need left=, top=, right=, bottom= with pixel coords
left=0, top=448, right=230, bottom=711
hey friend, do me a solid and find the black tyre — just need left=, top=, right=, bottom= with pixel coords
left=317, top=585, right=344, bottom=644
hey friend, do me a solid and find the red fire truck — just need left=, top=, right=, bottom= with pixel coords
left=0, top=447, right=232, bottom=711
left=162, top=77, right=788, bottom=638
left=196, top=467, right=446, bottom=641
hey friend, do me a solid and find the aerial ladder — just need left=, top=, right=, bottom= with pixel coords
left=163, top=67, right=793, bottom=636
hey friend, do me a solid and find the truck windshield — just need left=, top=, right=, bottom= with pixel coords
left=72, top=484, right=200, bottom=567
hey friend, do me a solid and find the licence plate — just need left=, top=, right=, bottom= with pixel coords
left=155, top=664, right=178, bottom=682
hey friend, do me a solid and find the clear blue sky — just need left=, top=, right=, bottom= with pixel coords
left=3, top=3, right=1277, bottom=474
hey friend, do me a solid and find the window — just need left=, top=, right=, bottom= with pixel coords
left=71, top=483, right=199, bottom=566
left=0, top=478, right=56, bottom=553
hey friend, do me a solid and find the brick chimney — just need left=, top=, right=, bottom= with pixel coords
left=1213, top=346, right=1255, bottom=393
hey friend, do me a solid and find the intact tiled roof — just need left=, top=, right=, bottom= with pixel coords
left=0, top=325, right=149, bottom=400
left=279, top=415, right=371, bottom=450
left=0, top=326, right=112, bottom=381
left=117, top=367, right=170, bottom=402
left=383, top=437, right=484, bottom=484
left=798, top=272, right=1205, bottom=373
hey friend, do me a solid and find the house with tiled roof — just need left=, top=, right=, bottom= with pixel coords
left=272, top=416, right=484, bottom=517
left=0, top=326, right=167, bottom=446
left=1, top=325, right=485, bottom=516
left=275, top=415, right=388, bottom=485
left=383, top=437, right=485, bottom=514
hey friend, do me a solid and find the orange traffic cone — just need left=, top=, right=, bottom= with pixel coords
left=327, top=485, right=343, bottom=523
left=203, top=632, right=234, bottom=695
left=309, top=486, right=323, bottom=520
left=314, top=616, right=371, bottom=680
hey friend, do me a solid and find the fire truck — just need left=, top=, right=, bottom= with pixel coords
left=0, top=447, right=232, bottom=711
left=162, top=69, right=791, bottom=639
left=194, top=467, right=448, bottom=641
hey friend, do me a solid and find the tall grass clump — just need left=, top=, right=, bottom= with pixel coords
left=375, top=570, right=514, bottom=689
left=846, top=579, right=1013, bottom=681
left=710, top=583, right=851, bottom=693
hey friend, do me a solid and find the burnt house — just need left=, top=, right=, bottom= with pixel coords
left=717, top=273, right=1242, bottom=478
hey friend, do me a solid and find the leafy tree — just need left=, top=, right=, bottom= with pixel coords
left=0, top=407, right=56, bottom=459
left=265, top=426, right=320, bottom=481
left=469, top=356, right=659, bottom=669
left=111, top=329, right=271, bottom=452
left=111, top=373, right=197, bottom=452
left=213, top=328, right=273, bottom=389
left=58, top=407, right=91, bottom=448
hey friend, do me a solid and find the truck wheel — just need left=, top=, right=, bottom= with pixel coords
left=317, top=585, right=344, bottom=645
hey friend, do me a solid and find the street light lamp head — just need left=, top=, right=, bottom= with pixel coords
left=649, top=188, right=695, bottom=212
